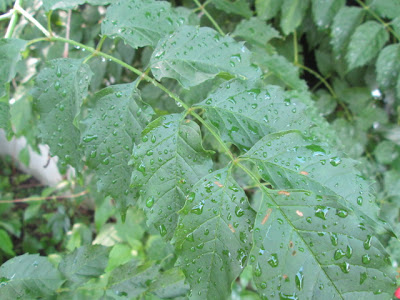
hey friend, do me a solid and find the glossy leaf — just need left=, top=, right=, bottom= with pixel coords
left=255, top=0, right=282, bottom=21
left=280, top=0, right=310, bottom=35
left=346, top=21, right=389, bottom=71
left=330, top=6, right=365, bottom=57
left=196, top=79, right=312, bottom=151
left=233, top=17, right=280, bottom=48
left=174, top=169, right=256, bottom=299
left=101, top=0, right=192, bottom=49
left=42, top=0, right=111, bottom=11
left=150, top=25, right=261, bottom=88
left=250, top=190, right=396, bottom=298
left=33, top=58, right=92, bottom=169
left=80, top=84, right=153, bottom=211
left=376, top=44, right=400, bottom=88
left=59, top=245, right=110, bottom=286
left=311, top=0, right=344, bottom=28
left=370, top=0, right=400, bottom=20
left=210, top=0, right=252, bottom=18
left=130, top=114, right=213, bottom=240
left=0, top=254, right=64, bottom=298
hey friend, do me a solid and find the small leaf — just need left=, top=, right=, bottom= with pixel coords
left=233, top=17, right=280, bottom=48
left=209, top=0, right=252, bottom=18
left=376, top=44, right=400, bottom=88
left=33, top=58, right=92, bottom=169
left=80, top=84, right=153, bottom=211
left=107, top=260, right=159, bottom=297
left=59, top=245, right=110, bottom=286
left=0, top=254, right=64, bottom=298
left=0, top=229, right=14, bottom=256
left=101, top=0, right=192, bottom=49
left=346, top=21, right=389, bottom=71
left=280, top=0, right=310, bottom=35
left=330, top=6, right=365, bottom=57
left=42, top=0, right=111, bottom=11
left=311, top=0, right=345, bottom=29
left=174, top=168, right=256, bottom=299
left=150, top=25, right=260, bottom=88
left=255, top=0, right=282, bottom=21
left=370, top=0, right=400, bottom=20
left=130, top=114, right=213, bottom=240
left=196, top=79, right=312, bottom=151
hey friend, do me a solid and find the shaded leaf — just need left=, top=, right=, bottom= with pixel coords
left=311, top=0, right=345, bottom=29
left=150, top=25, right=260, bottom=89
left=233, top=17, right=280, bottom=48
left=149, top=268, right=189, bottom=298
left=33, top=58, right=92, bottom=169
left=130, top=114, right=213, bottom=240
left=370, top=0, right=400, bottom=20
left=376, top=44, right=400, bottom=88
left=80, top=84, right=153, bottom=211
left=280, top=0, right=310, bottom=35
left=174, top=168, right=256, bottom=299
left=346, top=21, right=389, bottom=71
left=0, top=254, right=64, bottom=299
left=255, top=0, right=282, bottom=21
left=210, top=0, right=252, bottom=18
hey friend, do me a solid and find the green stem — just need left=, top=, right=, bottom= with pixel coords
left=47, top=10, right=53, bottom=36
left=193, top=0, right=224, bottom=36
left=4, top=0, right=20, bottom=38
left=15, top=2, right=50, bottom=37
left=237, top=163, right=272, bottom=193
left=293, top=30, right=299, bottom=65
left=0, top=10, right=13, bottom=21
left=355, top=0, right=400, bottom=41
left=82, top=35, right=107, bottom=63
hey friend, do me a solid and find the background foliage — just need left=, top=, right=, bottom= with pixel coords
left=0, top=0, right=400, bottom=299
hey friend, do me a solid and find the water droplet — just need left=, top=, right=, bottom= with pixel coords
left=295, top=267, right=304, bottom=290
left=83, top=135, right=98, bottom=143
left=159, top=224, right=167, bottom=236
left=362, top=254, right=371, bottom=264
left=146, top=196, right=154, bottom=208
left=339, top=261, right=350, bottom=273
left=329, top=156, right=342, bottom=166
left=268, top=253, right=279, bottom=267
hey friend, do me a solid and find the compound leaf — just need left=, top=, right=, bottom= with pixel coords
left=59, top=245, right=110, bottom=287
left=150, top=25, right=261, bottom=89
left=346, top=21, right=389, bottom=71
left=311, top=0, right=345, bottom=28
left=130, top=114, right=213, bottom=240
left=0, top=254, right=64, bottom=298
left=250, top=190, right=396, bottom=299
left=195, top=79, right=312, bottom=152
left=102, top=0, right=192, bottom=49
left=280, top=0, right=310, bottom=35
left=376, top=44, right=400, bottom=88
left=33, top=58, right=92, bottom=169
left=174, top=168, right=255, bottom=299
left=255, top=0, right=282, bottom=21
left=209, top=0, right=252, bottom=18
left=233, top=17, right=280, bottom=48
left=80, top=84, right=153, bottom=211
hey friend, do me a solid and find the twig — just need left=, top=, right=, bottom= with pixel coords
left=193, top=0, right=224, bottom=36
left=4, top=0, right=20, bottom=38
left=0, top=190, right=88, bottom=204
left=63, top=10, right=72, bottom=58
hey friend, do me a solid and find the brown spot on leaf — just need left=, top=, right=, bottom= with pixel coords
left=289, top=241, right=294, bottom=248
left=292, top=250, right=297, bottom=256
left=282, top=274, right=288, bottom=280
left=296, top=210, right=303, bottom=217
left=214, top=181, right=223, bottom=188
left=278, top=190, right=290, bottom=196
left=261, top=208, right=272, bottom=225
left=228, top=224, right=235, bottom=233
left=300, top=171, right=309, bottom=175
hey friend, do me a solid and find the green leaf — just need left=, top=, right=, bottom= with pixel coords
left=196, top=80, right=312, bottom=151
left=130, top=114, right=213, bottom=240
left=280, top=0, right=310, bottom=35
left=374, top=141, right=399, bottom=165
left=80, top=84, right=153, bottom=211
left=376, top=44, right=400, bottom=88
left=0, top=254, right=64, bottom=298
left=370, top=0, right=400, bottom=20
left=33, top=58, right=92, bottom=169
left=107, top=260, right=159, bottom=297
left=0, top=38, right=26, bottom=85
left=59, top=245, right=110, bottom=286
left=0, top=229, right=14, bottom=256
left=174, top=168, right=256, bottom=299
left=255, top=0, right=282, bottom=21
left=312, top=0, right=344, bottom=29
left=330, top=7, right=365, bottom=57
left=346, top=21, right=389, bottom=71
left=250, top=190, right=396, bottom=298
left=242, top=130, right=389, bottom=230
left=150, top=25, right=261, bottom=89
left=149, top=268, right=189, bottom=298
left=0, top=85, right=11, bottom=133
left=233, top=17, right=280, bottom=48
left=209, top=0, right=252, bottom=18
left=101, top=0, right=192, bottom=49
left=42, top=0, right=111, bottom=11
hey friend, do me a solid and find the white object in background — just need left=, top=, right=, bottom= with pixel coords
left=0, top=129, right=62, bottom=186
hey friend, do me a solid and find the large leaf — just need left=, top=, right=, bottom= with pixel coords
left=370, top=0, right=400, bottom=19
left=58, top=245, right=110, bottom=286
left=174, top=168, right=256, bottom=299
left=101, top=0, right=192, bottom=49
left=330, top=6, right=365, bottom=57
left=250, top=190, right=396, bottom=298
left=80, top=84, right=153, bottom=211
left=280, top=0, right=310, bottom=35
left=150, top=25, right=261, bottom=89
left=346, top=21, right=389, bottom=71
left=130, top=114, right=213, bottom=240
left=0, top=254, right=64, bottom=298
left=376, top=44, right=400, bottom=88
left=255, top=0, right=282, bottom=21
left=33, top=58, right=92, bottom=169
left=233, top=17, right=280, bottom=48
left=209, top=0, right=252, bottom=18
left=42, top=0, right=110, bottom=11
left=311, top=0, right=345, bottom=28
left=195, top=80, right=312, bottom=151
left=242, top=130, right=389, bottom=231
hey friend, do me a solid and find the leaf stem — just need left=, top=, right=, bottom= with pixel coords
left=46, top=10, right=53, bottom=36
left=293, top=30, right=299, bottom=65
left=193, top=0, right=225, bottom=36
left=63, top=10, right=72, bottom=57
left=4, top=0, right=20, bottom=38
